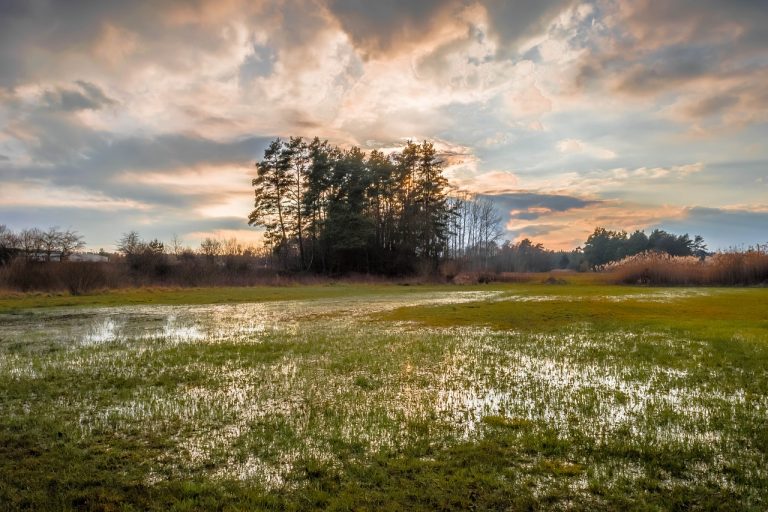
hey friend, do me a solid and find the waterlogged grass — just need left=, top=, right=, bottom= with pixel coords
left=0, top=283, right=767, bottom=510
left=0, top=282, right=506, bottom=313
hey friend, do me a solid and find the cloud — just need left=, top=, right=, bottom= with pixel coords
left=325, top=0, right=462, bottom=58
left=556, top=138, right=616, bottom=159
left=41, top=81, right=116, bottom=112
left=504, top=199, right=687, bottom=249
left=1, top=89, right=270, bottom=218
left=571, top=0, right=768, bottom=131
left=480, top=191, right=601, bottom=246
left=184, top=228, right=263, bottom=247
left=482, top=191, right=598, bottom=216
left=612, top=163, right=703, bottom=179
left=0, top=0, right=766, bottom=252
left=325, top=0, right=577, bottom=60
left=654, top=205, right=768, bottom=250
left=521, top=162, right=707, bottom=198
left=481, top=0, right=576, bottom=57
left=0, top=180, right=150, bottom=211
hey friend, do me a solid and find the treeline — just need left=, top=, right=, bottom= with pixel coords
left=114, top=231, right=266, bottom=280
left=450, top=227, right=710, bottom=275
left=3, top=132, right=764, bottom=291
left=583, top=227, right=708, bottom=269
left=446, top=238, right=585, bottom=276
left=0, top=225, right=85, bottom=264
left=0, top=227, right=285, bottom=293
left=249, top=137, right=453, bottom=274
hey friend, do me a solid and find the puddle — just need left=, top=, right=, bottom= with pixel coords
left=0, top=287, right=765, bottom=490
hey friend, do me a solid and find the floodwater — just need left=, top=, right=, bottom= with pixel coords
left=0, top=288, right=764, bottom=491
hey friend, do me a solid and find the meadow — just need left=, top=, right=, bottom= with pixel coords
left=1, top=281, right=767, bottom=510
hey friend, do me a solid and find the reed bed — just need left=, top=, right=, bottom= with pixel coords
left=607, top=250, right=768, bottom=285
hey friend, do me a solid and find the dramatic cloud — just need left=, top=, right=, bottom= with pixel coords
left=574, top=0, right=768, bottom=131
left=41, top=81, right=117, bottom=112
left=0, top=0, right=766, bottom=249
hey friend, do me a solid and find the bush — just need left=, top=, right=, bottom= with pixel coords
left=0, top=259, right=113, bottom=293
left=1, top=259, right=57, bottom=291
left=59, top=262, right=108, bottom=295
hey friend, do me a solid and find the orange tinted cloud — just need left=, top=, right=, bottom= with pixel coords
left=507, top=201, right=687, bottom=250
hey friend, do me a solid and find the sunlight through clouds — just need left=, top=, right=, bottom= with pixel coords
left=0, top=0, right=766, bottom=249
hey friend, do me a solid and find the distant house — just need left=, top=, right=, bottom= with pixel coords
left=70, top=253, right=109, bottom=263
left=26, top=252, right=109, bottom=263
left=29, top=252, right=62, bottom=262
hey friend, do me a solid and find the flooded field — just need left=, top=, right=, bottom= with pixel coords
left=1, top=285, right=767, bottom=509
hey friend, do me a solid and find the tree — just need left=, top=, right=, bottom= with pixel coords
left=59, top=229, right=85, bottom=260
left=249, top=139, right=293, bottom=267
left=170, top=234, right=184, bottom=256
left=286, top=136, right=310, bottom=269
left=248, top=136, right=459, bottom=275
left=626, top=230, right=649, bottom=255
left=583, top=227, right=708, bottom=267
left=0, top=225, right=20, bottom=265
left=691, top=235, right=708, bottom=259
left=41, top=227, right=62, bottom=261
left=147, top=239, right=165, bottom=255
left=19, top=228, right=44, bottom=260
left=475, top=197, right=504, bottom=270
left=200, top=237, right=222, bottom=262
left=583, top=227, right=627, bottom=269
left=414, top=141, right=451, bottom=271
left=323, top=146, right=374, bottom=272
left=118, top=231, right=143, bottom=257
left=303, top=137, right=334, bottom=271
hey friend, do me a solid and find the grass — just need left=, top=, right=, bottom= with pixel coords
left=381, top=286, right=768, bottom=343
left=0, top=282, right=506, bottom=313
left=1, top=281, right=767, bottom=510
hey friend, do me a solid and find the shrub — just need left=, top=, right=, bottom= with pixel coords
left=607, top=250, right=768, bottom=286
left=59, top=262, right=108, bottom=295
left=1, top=259, right=58, bottom=291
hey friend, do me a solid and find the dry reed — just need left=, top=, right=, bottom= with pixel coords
left=607, top=250, right=768, bottom=285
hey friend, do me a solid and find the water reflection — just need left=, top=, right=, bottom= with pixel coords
left=0, top=288, right=763, bottom=491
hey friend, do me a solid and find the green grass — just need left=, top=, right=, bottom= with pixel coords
left=1, top=282, right=767, bottom=510
left=0, top=282, right=506, bottom=313
left=381, top=286, right=768, bottom=342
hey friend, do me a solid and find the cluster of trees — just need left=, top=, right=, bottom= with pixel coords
left=0, top=225, right=85, bottom=265
left=446, top=194, right=505, bottom=269
left=246, top=137, right=713, bottom=277
left=114, top=231, right=268, bottom=278
left=1, top=151, right=713, bottom=286
left=583, top=227, right=707, bottom=269
left=493, top=239, right=585, bottom=273
left=249, top=137, right=453, bottom=274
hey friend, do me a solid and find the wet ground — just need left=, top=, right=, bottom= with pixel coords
left=1, top=287, right=766, bottom=504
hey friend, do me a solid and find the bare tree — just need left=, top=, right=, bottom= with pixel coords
left=58, top=229, right=85, bottom=260
left=19, top=228, right=44, bottom=260
left=477, top=197, right=504, bottom=270
left=41, top=227, right=61, bottom=262
left=222, top=237, right=243, bottom=256
left=169, top=233, right=184, bottom=256
left=200, top=237, right=222, bottom=262
left=117, top=231, right=143, bottom=256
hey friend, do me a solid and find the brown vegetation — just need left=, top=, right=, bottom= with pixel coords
left=608, top=250, right=768, bottom=286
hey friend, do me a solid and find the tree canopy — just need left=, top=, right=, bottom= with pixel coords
left=249, top=137, right=454, bottom=274
left=583, top=227, right=707, bottom=269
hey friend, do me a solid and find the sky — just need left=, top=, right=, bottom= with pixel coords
left=0, top=0, right=766, bottom=251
